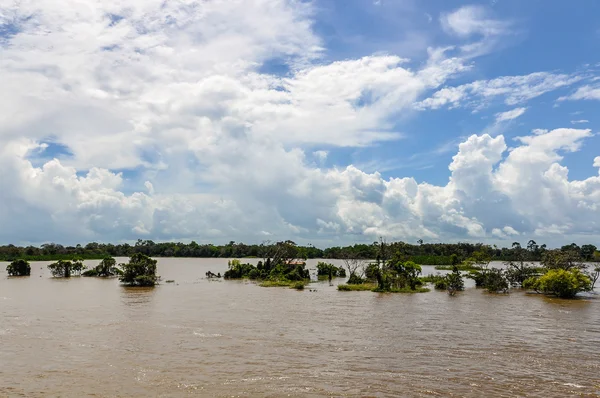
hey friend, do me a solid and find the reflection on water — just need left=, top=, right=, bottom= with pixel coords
left=1, top=258, right=599, bottom=397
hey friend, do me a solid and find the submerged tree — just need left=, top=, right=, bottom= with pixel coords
left=119, top=253, right=158, bottom=286
left=505, top=258, right=540, bottom=287
left=341, top=250, right=367, bottom=285
left=6, top=259, right=31, bottom=276
left=48, top=259, right=86, bottom=277
left=446, top=266, right=464, bottom=296
left=586, top=265, right=600, bottom=291
left=523, top=269, right=591, bottom=299
left=83, top=257, right=121, bottom=277
left=523, top=248, right=592, bottom=298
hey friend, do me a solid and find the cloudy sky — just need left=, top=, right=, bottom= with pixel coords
left=1, top=0, right=599, bottom=247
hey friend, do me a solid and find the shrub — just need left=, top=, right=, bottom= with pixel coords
left=484, top=268, right=509, bottom=293
left=291, top=281, right=305, bottom=290
left=6, top=259, right=31, bottom=276
left=82, top=257, right=121, bottom=277
left=48, top=259, right=86, bottom=278
left=346, top=273, right=365, bottom=285
left=446, top=266, right=464, bottom=295
left=523, top=269, right=591, bottom=299
left=119, top=253, right=158, bottom=286
left=434, top=278, right=448, bottom=290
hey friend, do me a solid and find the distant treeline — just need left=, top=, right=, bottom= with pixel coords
left=0, top=239, right=598, bottom=263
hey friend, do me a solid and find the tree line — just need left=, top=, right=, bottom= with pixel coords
left=0, top=239, right=598, bottom=263
left=5, top=240, right=599, bottom=298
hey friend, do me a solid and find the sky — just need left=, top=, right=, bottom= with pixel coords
left=0, top=0, right=599, bottom=248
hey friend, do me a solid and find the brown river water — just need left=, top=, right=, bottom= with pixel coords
left=1, top=258, right=599, bottom=397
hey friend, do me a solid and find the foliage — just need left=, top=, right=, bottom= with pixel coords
left=6, top=259, right=31, bottom=276
left=337, top=283, right=376, bottom=291
left=291, top=281, right=305, bottom=290
left=82, top=257, right=121, bottom=277
left=1, top=239, right=598, bottom=264
left=467, top=268, right=509, bottom=293
left=484, top=268, right=509, bottom=293
left=446, top=266, right=464, bottom=296
left=423, top=269, right=463, bottom=295
left=48, top=259, right=86, bottom=278
left=223, top=255, right=310, bottom=285
left=505, top=260, right=541, bottom=286
left=541, top=249, right=585, bottom=271
left=316, top=262, right=346, bottom=277
left=434, top=278, right=448, bottom=290
left=346, top=273, right=366, bottom=285
left=523, top=269, right=591, bottom=299
left=119, top=253, right=158, bottom=286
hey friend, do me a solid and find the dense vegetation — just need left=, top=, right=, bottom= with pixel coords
left=316, top=262, right=346, bottom=280
left=521, top=249, right=595, bottom=298
left=6, top=259, right=31, bottom=276
left=1, top=239, right=598, bottom=264
left=47, top=259, right=86, bottom=278
left=82, top=257, right=123, bottom=277
left=119, top=253, right=158, bottom=287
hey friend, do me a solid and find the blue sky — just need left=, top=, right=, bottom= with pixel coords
left=1, top=0, right=599, bottom=247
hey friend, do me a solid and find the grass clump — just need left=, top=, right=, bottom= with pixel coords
left=337, top=283, right=376, bottom=291
left=291, top=281, right=305, bottom=290
left=259, top=280, right=297, bottom=287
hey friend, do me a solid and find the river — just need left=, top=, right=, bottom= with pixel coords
left=1, top=258, right=599, bottom=397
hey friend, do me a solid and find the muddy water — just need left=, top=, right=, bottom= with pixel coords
left=1, top=258, right=599, bottom=397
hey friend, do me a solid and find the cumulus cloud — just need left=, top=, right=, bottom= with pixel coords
left=1, top=0, right=600, bottom=247
left=495, top=107, right=527, bottom=123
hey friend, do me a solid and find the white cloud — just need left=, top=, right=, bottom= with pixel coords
left=441, top=5, right=509, bottom=38
left=1, top=0, right=600, bottom=247
left=495, top=107, right=527, bottom=123
left=416, top=72, right=582, bottom=110
left=559, top=85, right=600, bottom=101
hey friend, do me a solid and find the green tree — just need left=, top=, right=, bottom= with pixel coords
left=7, top=259, right=31, bottom=276
left=542, top=249, right=585, bottom=271
left=47, top=259, right=86, bottom=277
left=505, top=259, right=540, bottom=286
left=523, top=269, right=591, bottom=299
left=484, top=268, right=509, bottom=293
left=446, top=266, right=464, bottom=296
left=119, top=253, right=158, bottom=286
left=580, top=245, right=597, bottom=261
left=83, top=256, right=121, bottom=277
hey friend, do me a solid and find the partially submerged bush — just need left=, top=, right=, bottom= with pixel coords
left=523, top=269, right=591, bottom=299
left=48, top=259, right=86, bottom=278
left=224, top=258, right=310, bottom=284
left=446, top=266, right=465, bottom=296
left=82, top=257, right=121, bottom=277
left=119, top=253, right=158, bottom=287
left=316, top=262, right=346, bottom=278
left=6, top=259, right=31, bottom=276
left=467, top=268, right=509, bottom=293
